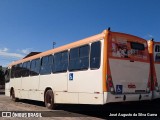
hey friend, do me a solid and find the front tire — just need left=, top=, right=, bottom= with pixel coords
left=44, top=90, right=55, bottom=109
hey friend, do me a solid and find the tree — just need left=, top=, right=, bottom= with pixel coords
left=0, top=69, right=5, bottom=86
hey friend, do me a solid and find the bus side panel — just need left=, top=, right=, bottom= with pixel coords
left=28, top=76, right=40, bottom=100
left=5, top=82, right=10, bottom=96
left=79, top=93, right=104, bottom=104
left=67, top=69, right=103, bottom=93
left=74, top=69, right=103, bottom=104
left=11, top=78, right=21, bottom=98
left=68, top=39, right=104, bottom=104
left=39, top=73, right=67, bottom=92
left=54, top=92, right=78, bottom=104
left=20, top=77, right=30, bottom=99
left=39, top=73, right=68, bottom=102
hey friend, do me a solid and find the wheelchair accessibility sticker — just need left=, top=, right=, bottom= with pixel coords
left=69, top=73, right=73, bottom=80
left=116, top=85, right=123, bottom=94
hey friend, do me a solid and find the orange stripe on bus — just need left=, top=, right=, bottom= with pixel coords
left=102, top=30, right=108, bottom=92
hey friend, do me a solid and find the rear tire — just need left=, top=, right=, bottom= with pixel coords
left=11, top=89, right=19, bottom=102
left=44, top=90, right=55, bottom=109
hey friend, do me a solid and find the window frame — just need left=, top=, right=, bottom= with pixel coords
left=69, top=44, right=90, bottom=71
left=22, top=61, right=30, bottom=77
left=30, top=58, right=40, bottom=76
left=90, top=41, right=101, bottom=70
left=130, top=42, right=145, bottom=51
left=53, top=50, right=68, bottom=73
left=5, top=69, right=10, bottom=83
left=40, top=55, right=53, bottom=75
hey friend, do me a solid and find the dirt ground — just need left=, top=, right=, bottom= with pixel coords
left=0, top=93, right=102, bottom=120
left=0, top=91, right=160, bottom=120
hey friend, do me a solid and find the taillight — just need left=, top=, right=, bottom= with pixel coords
left=107, top=75, right=115, bottom=93
left=109, top=82, right=113, bottom=87
left=108, top=76, right=112, bottom=81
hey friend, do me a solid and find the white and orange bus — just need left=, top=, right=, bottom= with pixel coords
left=5, top=29, right=152, bottom=109
left=148, top=40, right=160, bottom=99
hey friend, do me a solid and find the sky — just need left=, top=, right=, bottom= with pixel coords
left=0, top=0, right=160, bottom=67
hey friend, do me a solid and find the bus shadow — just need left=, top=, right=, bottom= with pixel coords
left=17, top=99, right=45, bottom=108
left=16, top=99, right=160, bottom=119
left=54, top=101, right=155, bottom=118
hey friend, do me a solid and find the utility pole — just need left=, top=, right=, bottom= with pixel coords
left=53, top=42, right=56, bottom=49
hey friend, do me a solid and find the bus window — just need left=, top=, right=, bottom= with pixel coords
left=53, top=53, right=61, bottom=73
left=22, top=61, right=30, bottom=77
left=90, top=41, right=101, bottom=69
left=26, top=61, right=31, bottom=76
left=155, top=45, right=160, bottom=52
left=69, top=45, right=89, bottom=71
left=22, top=62, right=27, bottom=77
left=130, top=42, right=145, bottom=50
left=61, top=51, right=68, bottom=72
left=14, top=65, right=18, bottom=78
left=40, top=55, right=52, bottom=75
left=130, top=42, right=148, bottom=60
left=30, top=58, right=40, bottom=76
left=15, top=64, right=22, bottom=78
left=155, top=53, right=160, bottom=62
left=69, top=48, right=79, bottom=71
left=49, top=55, right=53, bottom=65
left=19, top=64, right=23, bottom=78
left=79, top=45, right=89, bottom=70
left=11, top=65, right=15, bottom=78
left=5, top=69, right=10, bottom=83
left=53, top=51, right=68, bottom=73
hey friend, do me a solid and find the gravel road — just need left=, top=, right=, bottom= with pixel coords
left=0, top=93, right=103, bottom=120
left=1, top=91, right=160, bottom=120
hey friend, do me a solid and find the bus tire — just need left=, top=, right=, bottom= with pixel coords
left=44, top=90, right=55, bottom=109
left=11, top=89, right=19, bottom=102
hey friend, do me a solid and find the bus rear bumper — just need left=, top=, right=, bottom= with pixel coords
left=104, top=92, right=152, bottom=104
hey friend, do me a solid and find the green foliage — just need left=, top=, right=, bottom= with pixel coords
left=0, top=69, right=4, bottom=85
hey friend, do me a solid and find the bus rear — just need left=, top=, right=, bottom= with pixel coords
left=104, top=32, right=151, bottom=103
left=148, top=40, right=160, bottom=99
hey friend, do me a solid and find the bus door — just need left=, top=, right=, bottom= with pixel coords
left=108, top=34, right=150, bottom=98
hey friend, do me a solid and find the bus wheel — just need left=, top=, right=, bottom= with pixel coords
left=45, top=90, right=55, bottom=109
left=11, top=89, right=18, bottom=102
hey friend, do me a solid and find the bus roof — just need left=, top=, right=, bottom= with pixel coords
left=8, top=30, right=147, bottom=67
left=8, top=30, right=106, bottom=67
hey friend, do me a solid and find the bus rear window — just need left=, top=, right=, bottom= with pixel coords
left=130, top=42, right=145, bottom=50
left=155, top=45, right=160, bottom=52
left=155, top=53, right=160, bottom=62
